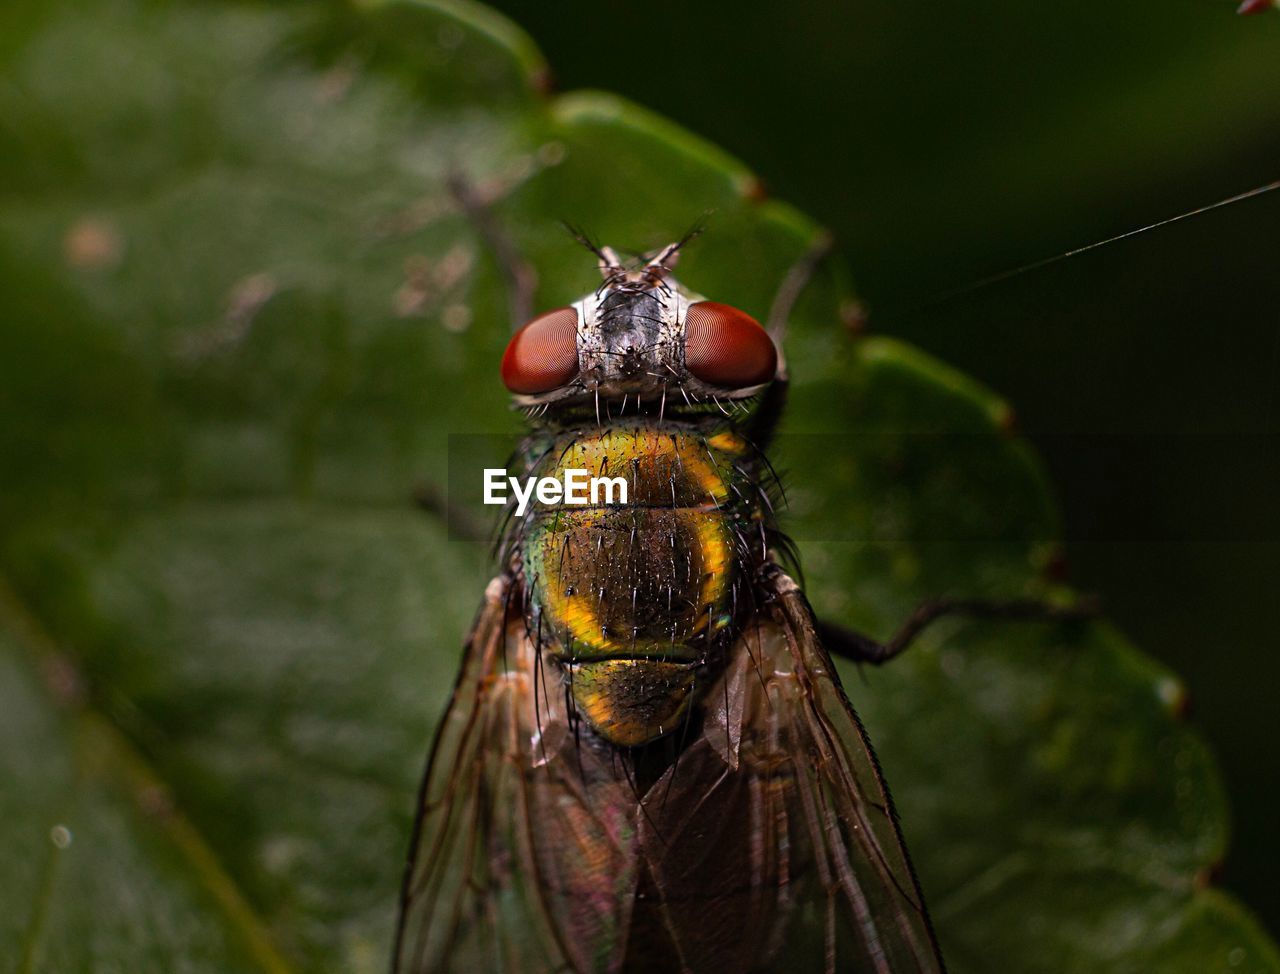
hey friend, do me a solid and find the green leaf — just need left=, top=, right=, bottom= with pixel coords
left=0, top=1, right=1275, bottom=972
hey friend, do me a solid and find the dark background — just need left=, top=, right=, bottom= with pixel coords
left=487, top=0, right=1280, bottom=932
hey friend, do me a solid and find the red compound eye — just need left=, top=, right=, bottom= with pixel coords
left=501, top=307, right=580, bottom=394
left=683, top=301, right=777, bottom=388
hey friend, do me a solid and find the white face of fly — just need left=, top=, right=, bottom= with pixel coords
left=571, top=268, right=698, bottom=401
left=501, top=241, right=779, bottom=411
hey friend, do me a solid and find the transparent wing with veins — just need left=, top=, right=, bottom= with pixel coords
left=394, top=568, right=945, bottom=973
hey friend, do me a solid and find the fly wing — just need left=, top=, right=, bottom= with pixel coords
left=394, top=570, right=943, bottom=974
left=392, top=575, right=556, bottom=972
left=767, top=568, right=946, bottom=973
left=393, top=576, right=638, bottom=974
left=633, top=569, right=945, bottom=974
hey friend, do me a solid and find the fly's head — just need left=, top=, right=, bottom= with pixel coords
left=500, top=238, right=777, bottom=415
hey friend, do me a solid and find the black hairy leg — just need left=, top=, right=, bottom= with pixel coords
left=817, top=595, right=1102, bottom=666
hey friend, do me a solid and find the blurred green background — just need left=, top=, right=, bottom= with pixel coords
left=2, top=1, right=1278, bottom=967
left=484, top=0, right=1280, bottom=934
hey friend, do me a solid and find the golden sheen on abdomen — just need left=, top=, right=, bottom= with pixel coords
left=519, top=420, right=757, bottom=746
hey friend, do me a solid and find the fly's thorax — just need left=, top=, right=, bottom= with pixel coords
left=513, top=417, right=773, bottom=747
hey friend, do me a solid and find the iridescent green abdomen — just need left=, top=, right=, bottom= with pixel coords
left=518, top=418, right=766, bottom=746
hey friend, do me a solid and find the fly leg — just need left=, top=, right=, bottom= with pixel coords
left=816, top=595, right=1102, bottom=666
left=764, top=229, right=836, bottom=352
left=744, top=231, right=834, bottom=447
left=447, top=172, right=537, bottom=330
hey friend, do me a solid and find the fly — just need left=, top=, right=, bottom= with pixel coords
left=392, top=222, right=1097, bottom=973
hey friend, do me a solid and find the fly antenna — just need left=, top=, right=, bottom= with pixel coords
left=563, top=222, right=624, bottom=278
left=678, top=210, right=713, bottom=251
left=645, top=211, right=713, bottom=273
